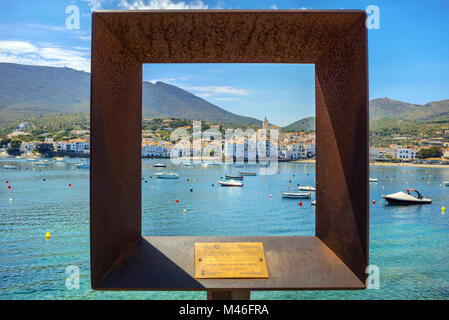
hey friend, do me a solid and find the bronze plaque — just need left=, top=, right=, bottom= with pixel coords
left=195, top=242, right=269, bottom=279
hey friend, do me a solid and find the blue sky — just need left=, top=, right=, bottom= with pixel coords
left=0, top=0, right=448, bottom=125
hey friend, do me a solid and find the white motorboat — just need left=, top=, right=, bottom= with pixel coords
left=53, top=157, right=66, bottom=162
left=238, top=171, right=256, bottom=176
left=281, top=191, right=312, bottom=199
left=444, top=181, right=449, bottom=186
left=369, top=178, right=378, bottom=182
left=382, top=189, right=432, bottom=205
left=298, top=186, right=316, bottom=192
left=155, top=171, right=179, bottom=179
left=154, top=163, right=166, bottom=168
left=76, top=163, right=90, bottom=169
left=218, top=180, right=243, bottom=187
left=312, top=200, right=316, bottom=206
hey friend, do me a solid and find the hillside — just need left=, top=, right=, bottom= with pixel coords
left=0, top=63, right=90, bottom=123
left=142, top=81, right=260, bottom=124
left=284, top=98, right=449, bottom=132
left=369, top=97, right=449, bottom=121
left=0, top=63, right=261, bottom=125
left=282, top=116, right=315, bottom=132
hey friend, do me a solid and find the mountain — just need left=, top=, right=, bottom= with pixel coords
left=142, top=81, right=260, bottom=124
left=0, top=63, right=261, bottom=125
left=282, top=116, right=315, bottom=132
left=283, top=98, right=449, bottom=132
left=369, top=97, right=449, bottom=121
left=0, top=63, right=90, bottom=123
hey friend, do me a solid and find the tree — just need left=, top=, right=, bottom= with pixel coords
left=416, top=146, right=442, bottom=159
left=7, top=140, right=21, bottom=156
left=0, top=138, right=11, bottom=147
left=36, top=143, right=55, bottom=157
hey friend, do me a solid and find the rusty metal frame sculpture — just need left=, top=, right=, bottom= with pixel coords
left=91, top=10, right=369, bottom=294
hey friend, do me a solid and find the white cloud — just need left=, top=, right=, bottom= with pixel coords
left=186, top=86, right=248, bottom=96
left=119, top=0, right=208, bottom=10
left=0, top=41, right=90, bottom=72
left=82, top=0, right=106, bottom=11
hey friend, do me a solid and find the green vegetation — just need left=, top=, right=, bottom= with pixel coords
left=7, top=140, right=21, bottom=156
left=416, top=146, right=443, bottom=159
left=282, top=116, right=315, bottom=132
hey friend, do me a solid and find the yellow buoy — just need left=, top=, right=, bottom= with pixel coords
left=442, top=206, right=445, bottom=214
left=45, top=232, right=51, bottom=240
left=9, top=198, right=12, bottom=202
left=183, top=209, right=187, bottom=214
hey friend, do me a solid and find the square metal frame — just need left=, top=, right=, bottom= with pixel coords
left=90, top=10, right=369, bottom=291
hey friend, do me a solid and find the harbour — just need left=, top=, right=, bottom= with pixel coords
left=1, top=158, right=448, bottom=299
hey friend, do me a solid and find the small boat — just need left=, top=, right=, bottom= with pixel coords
left=154, top=163, right=166, bottom=168
left=311, top=200, right=316, bottom=206
left=154, top=171, right=179, bottom=179
left=35, top=161, right=50, bottom=166
left=238, top=171, right=256, bottom=176
left=53, top=157, right=66, bottom=162
left=281, top=191, right=312, bottom=199
left=225, top=174, right=244, bottom=180
left=298, top=186, right=316, bottom=192
left=225, top=165, right=244, bottom=180
left=444, top=181, right=449, bottom=186
left=218, top=180, right=243, bottom=187
left=184, top=162, right=196, bottom=166
left=282, top=181, right=311, bottom=198
left=76, top=163, right=90, bottom=169
left=369, top=178, right=378, bottom=182
left=26, top=158, right=38, bottom=162
left=3, top=164, right=19, bottom=170
left=382, top=189, right=432, bottom=205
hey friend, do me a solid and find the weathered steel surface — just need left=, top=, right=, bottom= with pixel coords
left=90, top=10, right=369, bottom=290
left=96, top=236, right=365, bottom=290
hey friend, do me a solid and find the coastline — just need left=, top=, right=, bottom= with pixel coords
left=292, top=159, right=449, bottom=169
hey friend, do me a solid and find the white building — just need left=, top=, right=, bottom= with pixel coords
left=396, top=147, right=417, bottom=160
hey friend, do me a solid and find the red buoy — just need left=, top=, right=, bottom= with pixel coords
left=69, top=184, right=72, bottom=187
left=5, top=180, right=8, bottom=184
left=298, top=201, right=302, bottom=206
left=8, top=185, right=11, bottom=190
left=176, top=200, right=179, bottom=203
left=372, top=200, right=376, bottom=205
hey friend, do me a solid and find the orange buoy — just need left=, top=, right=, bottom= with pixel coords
left=269, top=194, right=272, bottom=198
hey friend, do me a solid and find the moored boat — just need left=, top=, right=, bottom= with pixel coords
left=35, top=161, right=50, bottom=166
left=3, top=164, right=20, bottom=170
left=154, top=171, right=179, bottom=179
left=238, top=171, right=256, bottom=176
left=76, top=163, right=90, bottom=169
left=281, top=191, right=312, bottom=199
left=312, top=200, right=316, bottom=206
left=154, top=163, right=166, bottom=168
left=382, top=189, right=431, bottom=205
left=225, top=174, right=244, bottom=180
left=218, top=180, right=243, bottom=187
left=370, top=178, right=378, bottom=182
left=298, top=186, right=316, bottom=192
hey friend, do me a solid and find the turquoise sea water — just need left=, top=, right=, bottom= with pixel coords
left=0, top=158, right=448, bottom=300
